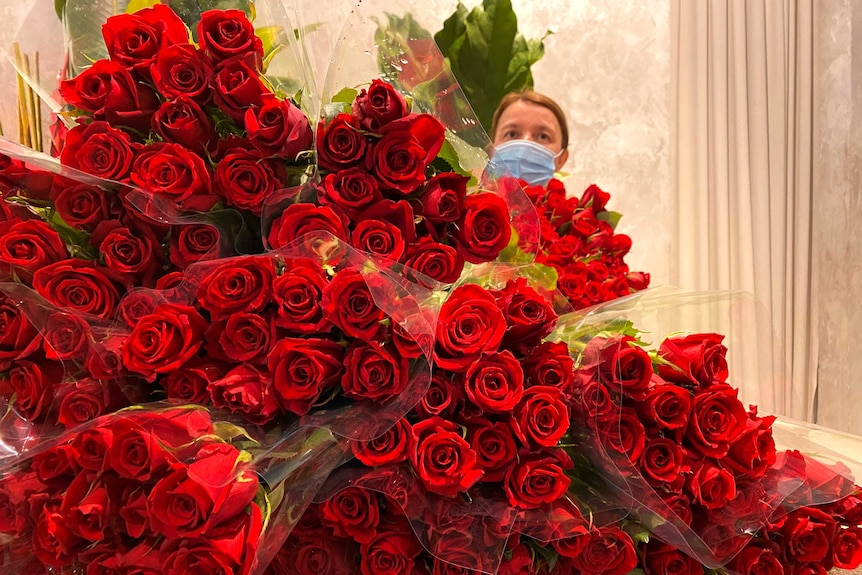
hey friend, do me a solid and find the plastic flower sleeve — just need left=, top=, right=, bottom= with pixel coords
left=0, top=402, right=356, bottom=575
left=553, top=286, right=860, bottom=570
left=313, top=0, right=541, bottom=263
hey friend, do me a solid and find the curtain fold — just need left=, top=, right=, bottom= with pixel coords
left=670, top=0, right=815, bottom=421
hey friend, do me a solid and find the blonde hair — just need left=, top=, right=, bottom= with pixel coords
left=491, top=91, right=569, bottom=149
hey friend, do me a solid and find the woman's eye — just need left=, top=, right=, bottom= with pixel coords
left=504, top=130, right=518, bottom=139
left=538, top=133, right=551, bottom=141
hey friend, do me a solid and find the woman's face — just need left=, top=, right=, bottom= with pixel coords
left=493, top=100, right=569, bottom=170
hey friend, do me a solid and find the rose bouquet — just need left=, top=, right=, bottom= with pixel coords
left=0, top=1, right=860, bottom=575
left=0, top=403, right=355, bottom=575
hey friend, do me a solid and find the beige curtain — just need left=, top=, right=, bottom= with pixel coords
left=670, top=0, right=815, bottom=421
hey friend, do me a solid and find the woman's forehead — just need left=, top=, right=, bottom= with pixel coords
left=498, top=101, right=561, bottom=132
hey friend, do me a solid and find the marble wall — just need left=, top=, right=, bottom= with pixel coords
left=812, top=0, right=862, bottom=436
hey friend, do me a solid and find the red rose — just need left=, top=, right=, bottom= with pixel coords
left=579, top=184, right=611, bottom=212
left=5, top=360, right=62, bottom=421
left=85, top=338, right=124, bottom=380
left=163, top=362, right=223, bottom=403
left=370, top=115, right=445, bottom=195
left=213, top=55, right=271, bottom=121
left=728, top=541, right=785, bottom=575
left=467, top=417, right=518, bottom=483
left=208, top=364, right=280, bottom=425
left=558, top=266, right=588, bottom=302
left=322, top=270, right=386, bottom=341
left=118, top=488, right=148, bottom=538
left=115, top=289, right=159, bottom=327
left=413, top=373, right=462, bottom=419
left=33, top=507, right=81, bottom=566
left=455, top=192, right=512, bottom=264
left=131, top=142, right=215, bottom=210
left=317, top=114, right=367, bottom=172
left=32, top=442, right=79, bottom=484
left=57, top=379, right=110, bottom=428
left=60, top=121, right=136, bottom=181
left=0, top=219, right=68, bottom=283
left=102, top=4, right=187, bottom=74
left=71, top=426, right=112, bottom=472
left=593, top=407, right=646, bottom=462
left=351, top=416, right=413, bottom=467
left=687, top=459, right=736, bottom=509
left=319, top=168, right=383, bottom=219
left=351, top=219, right=406, bottom=261
left=780, top=507, right=837, bottom=563
left=0, top=293, right=41, bottom=370
left=642, top=541, right=702, bottom=575
left=245, top=97, right=312, bottom=159
left=321, top=486, right=380, bottom=544
left=268, top=337, right=344, bottom=415
left=686, top=384, right=748, bottom=458
left=207, top=312, right=274, bottom=364
left=352, top=80, right=409, bottom=130
left=151, top=43, right=214, bottom=103
left=636, top=381, right=692, bottom=431
left=403, top=237, right=464, bottom=285
left=504, top=448, right=572, bottom=509
left=60, top=472, right=112, bottom=542
left=196, top=256, right=276, bottom=319
left=152, top=97, right=216, bottom=157
left=726, top=410, right=777, bottom=478
left=834, top=527, right=862, bottom=569
left=434, top=284, right=506, bottom=372
left=341, top=342, right=408, bottom=402
left=523, top=342, right=575, bottom=396
left=121, top=303, right=207, bottom=382
left=463, top=350, right=524, bottom=413
left=416, top=172, right=468, bottom=225
left=110, top=417, right=174, bottom=481
left=512, top=385, right=570, bottom=449
left=272, top=258, right=331, bottom=334
left=147, top=442, right=258, bottom=538
left=360, top=530, right=420, bottom=575
left=584, top=334, right=653, bottom=397
left=97, top=225, right=162, bottom=283
left=267, top=203, right=349, bottom=250
left=59, top=59, right=158, bottom=131
left=358, top=199, right=417, bottom=242
left=494, top=277, right=558, bottom=355
left=639, top=437, right=684, bottom=485
left=572, top=527, right=638, bottom=575
left=574, top=377, right=615, bottom=420
left=52, top=183, right=120, bottom=232
left=627, top=271, right=651, bottom=291
left=197, top=9, right=263, bottom=63
left=412, top=416, right=483, bottom=497
left=658, top=333, right=729, bottom=389
left=170, top=223, right=222, bottom=269
left=214, top=149, right=287, bottom=215
left=33, top=259, right=121, bottom=318
left=280, top=533, right=354, bottom=575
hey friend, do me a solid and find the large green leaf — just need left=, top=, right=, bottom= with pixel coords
left=439, top=0, right=547, bottom=134
left=433, top=3, right=468, bottom=56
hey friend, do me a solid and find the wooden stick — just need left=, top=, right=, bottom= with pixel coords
left=12, top=42, right=29, bottom=147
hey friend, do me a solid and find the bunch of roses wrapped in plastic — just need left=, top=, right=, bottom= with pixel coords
left=0, top=2, right=860, bottom=575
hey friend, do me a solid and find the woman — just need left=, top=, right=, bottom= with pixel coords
left=488, top=91, right=570, bottom=186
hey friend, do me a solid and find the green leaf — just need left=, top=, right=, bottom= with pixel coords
left=125, top=0, right=161, bottom=13
left=330, top=87, right=358, bottom=105
left=434, top=137, right=471, bottom=177
left=597, top=210, right=622, bottom=229
left=54, top=0, right=67, bottom=19
left=434, top=3, right=468, bottom=55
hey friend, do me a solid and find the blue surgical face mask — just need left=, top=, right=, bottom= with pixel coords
left=486, top=140, right=561, bottom=186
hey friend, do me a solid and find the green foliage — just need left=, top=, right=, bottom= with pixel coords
left=125, top=0, right=162, bottom=12
left=434, top=0, right=549, bottom=134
